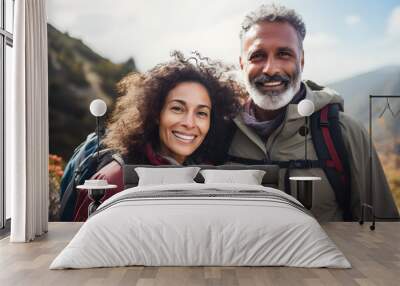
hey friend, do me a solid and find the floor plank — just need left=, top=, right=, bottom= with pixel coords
left=0, top=222, right=399, bottom=286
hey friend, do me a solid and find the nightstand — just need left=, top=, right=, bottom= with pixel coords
left=77, top=180, right=117, bottom=216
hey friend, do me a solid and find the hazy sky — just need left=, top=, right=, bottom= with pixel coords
left=48, top=0, right=400, bottom=84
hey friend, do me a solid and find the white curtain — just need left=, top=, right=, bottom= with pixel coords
left=6, top=0, right=49, bottom=242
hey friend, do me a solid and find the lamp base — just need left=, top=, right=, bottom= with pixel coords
left=87, top=188, right=106, bottom=216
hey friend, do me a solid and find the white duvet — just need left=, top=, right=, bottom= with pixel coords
left=50, top=183, right=351, bottom=269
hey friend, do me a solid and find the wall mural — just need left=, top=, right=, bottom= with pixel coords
left=47, top=1, right=400, bottom=222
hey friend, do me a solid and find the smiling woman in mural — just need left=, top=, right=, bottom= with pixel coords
left=73, top=51, right=245, bottom=221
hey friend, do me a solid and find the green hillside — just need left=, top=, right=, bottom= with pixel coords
left=48, top=23, right=137, bottom=160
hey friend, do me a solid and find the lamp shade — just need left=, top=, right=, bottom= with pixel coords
left=89, top=99, right=107, bottom=117
left=298, top=99, right=315, bottom=117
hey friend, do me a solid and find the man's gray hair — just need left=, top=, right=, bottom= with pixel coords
left=240, top=4, right=306, bottom=49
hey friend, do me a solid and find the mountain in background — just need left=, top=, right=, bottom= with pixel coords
left=327, top=65, right=400, bottom=142
left=328, top=65, right=400, bottom=122
left=48, top=23, right=137, bottom=160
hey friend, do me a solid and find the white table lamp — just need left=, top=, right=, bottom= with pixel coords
left=298, top=99, right=315, bottom=161
left=89, top=99, right=107, bottom=163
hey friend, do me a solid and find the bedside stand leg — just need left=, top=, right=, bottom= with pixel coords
left=297, top=181, right=313, bottom=210
left=87, top=188, right=106, bottom=217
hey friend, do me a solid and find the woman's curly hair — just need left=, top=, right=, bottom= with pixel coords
left=103, top=51, right=246, bottom=164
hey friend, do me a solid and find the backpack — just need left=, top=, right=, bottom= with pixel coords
left=226, top=103, right=352, bottom=221
left=59, top=132, right=124, bottom=221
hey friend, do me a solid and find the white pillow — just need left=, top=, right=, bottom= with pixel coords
left=135, top=167, right=200, bottom=186
left=200, top=169, right=266, bottom=185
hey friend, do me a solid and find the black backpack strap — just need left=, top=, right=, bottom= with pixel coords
left=112, top=153, right=125, bottom=166
left=95, top=149, right=120, bottom=171
left=227, top=155, right=267, bottom=165
left=311, top=104, right=352, bottom=220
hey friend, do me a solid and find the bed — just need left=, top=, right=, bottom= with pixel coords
left=50, top=165, right=350, bottom=269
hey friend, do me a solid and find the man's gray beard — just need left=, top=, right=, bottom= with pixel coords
left=243, top=72, right=302, bottom=111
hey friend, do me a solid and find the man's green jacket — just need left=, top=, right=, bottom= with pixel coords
left=228, top=81, right=399, bottom=221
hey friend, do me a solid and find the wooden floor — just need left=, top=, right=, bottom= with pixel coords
left=0, top=222, right=399, bottom=286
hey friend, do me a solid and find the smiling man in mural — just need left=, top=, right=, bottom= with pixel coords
left=227, top=4, right=399, bottom=221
